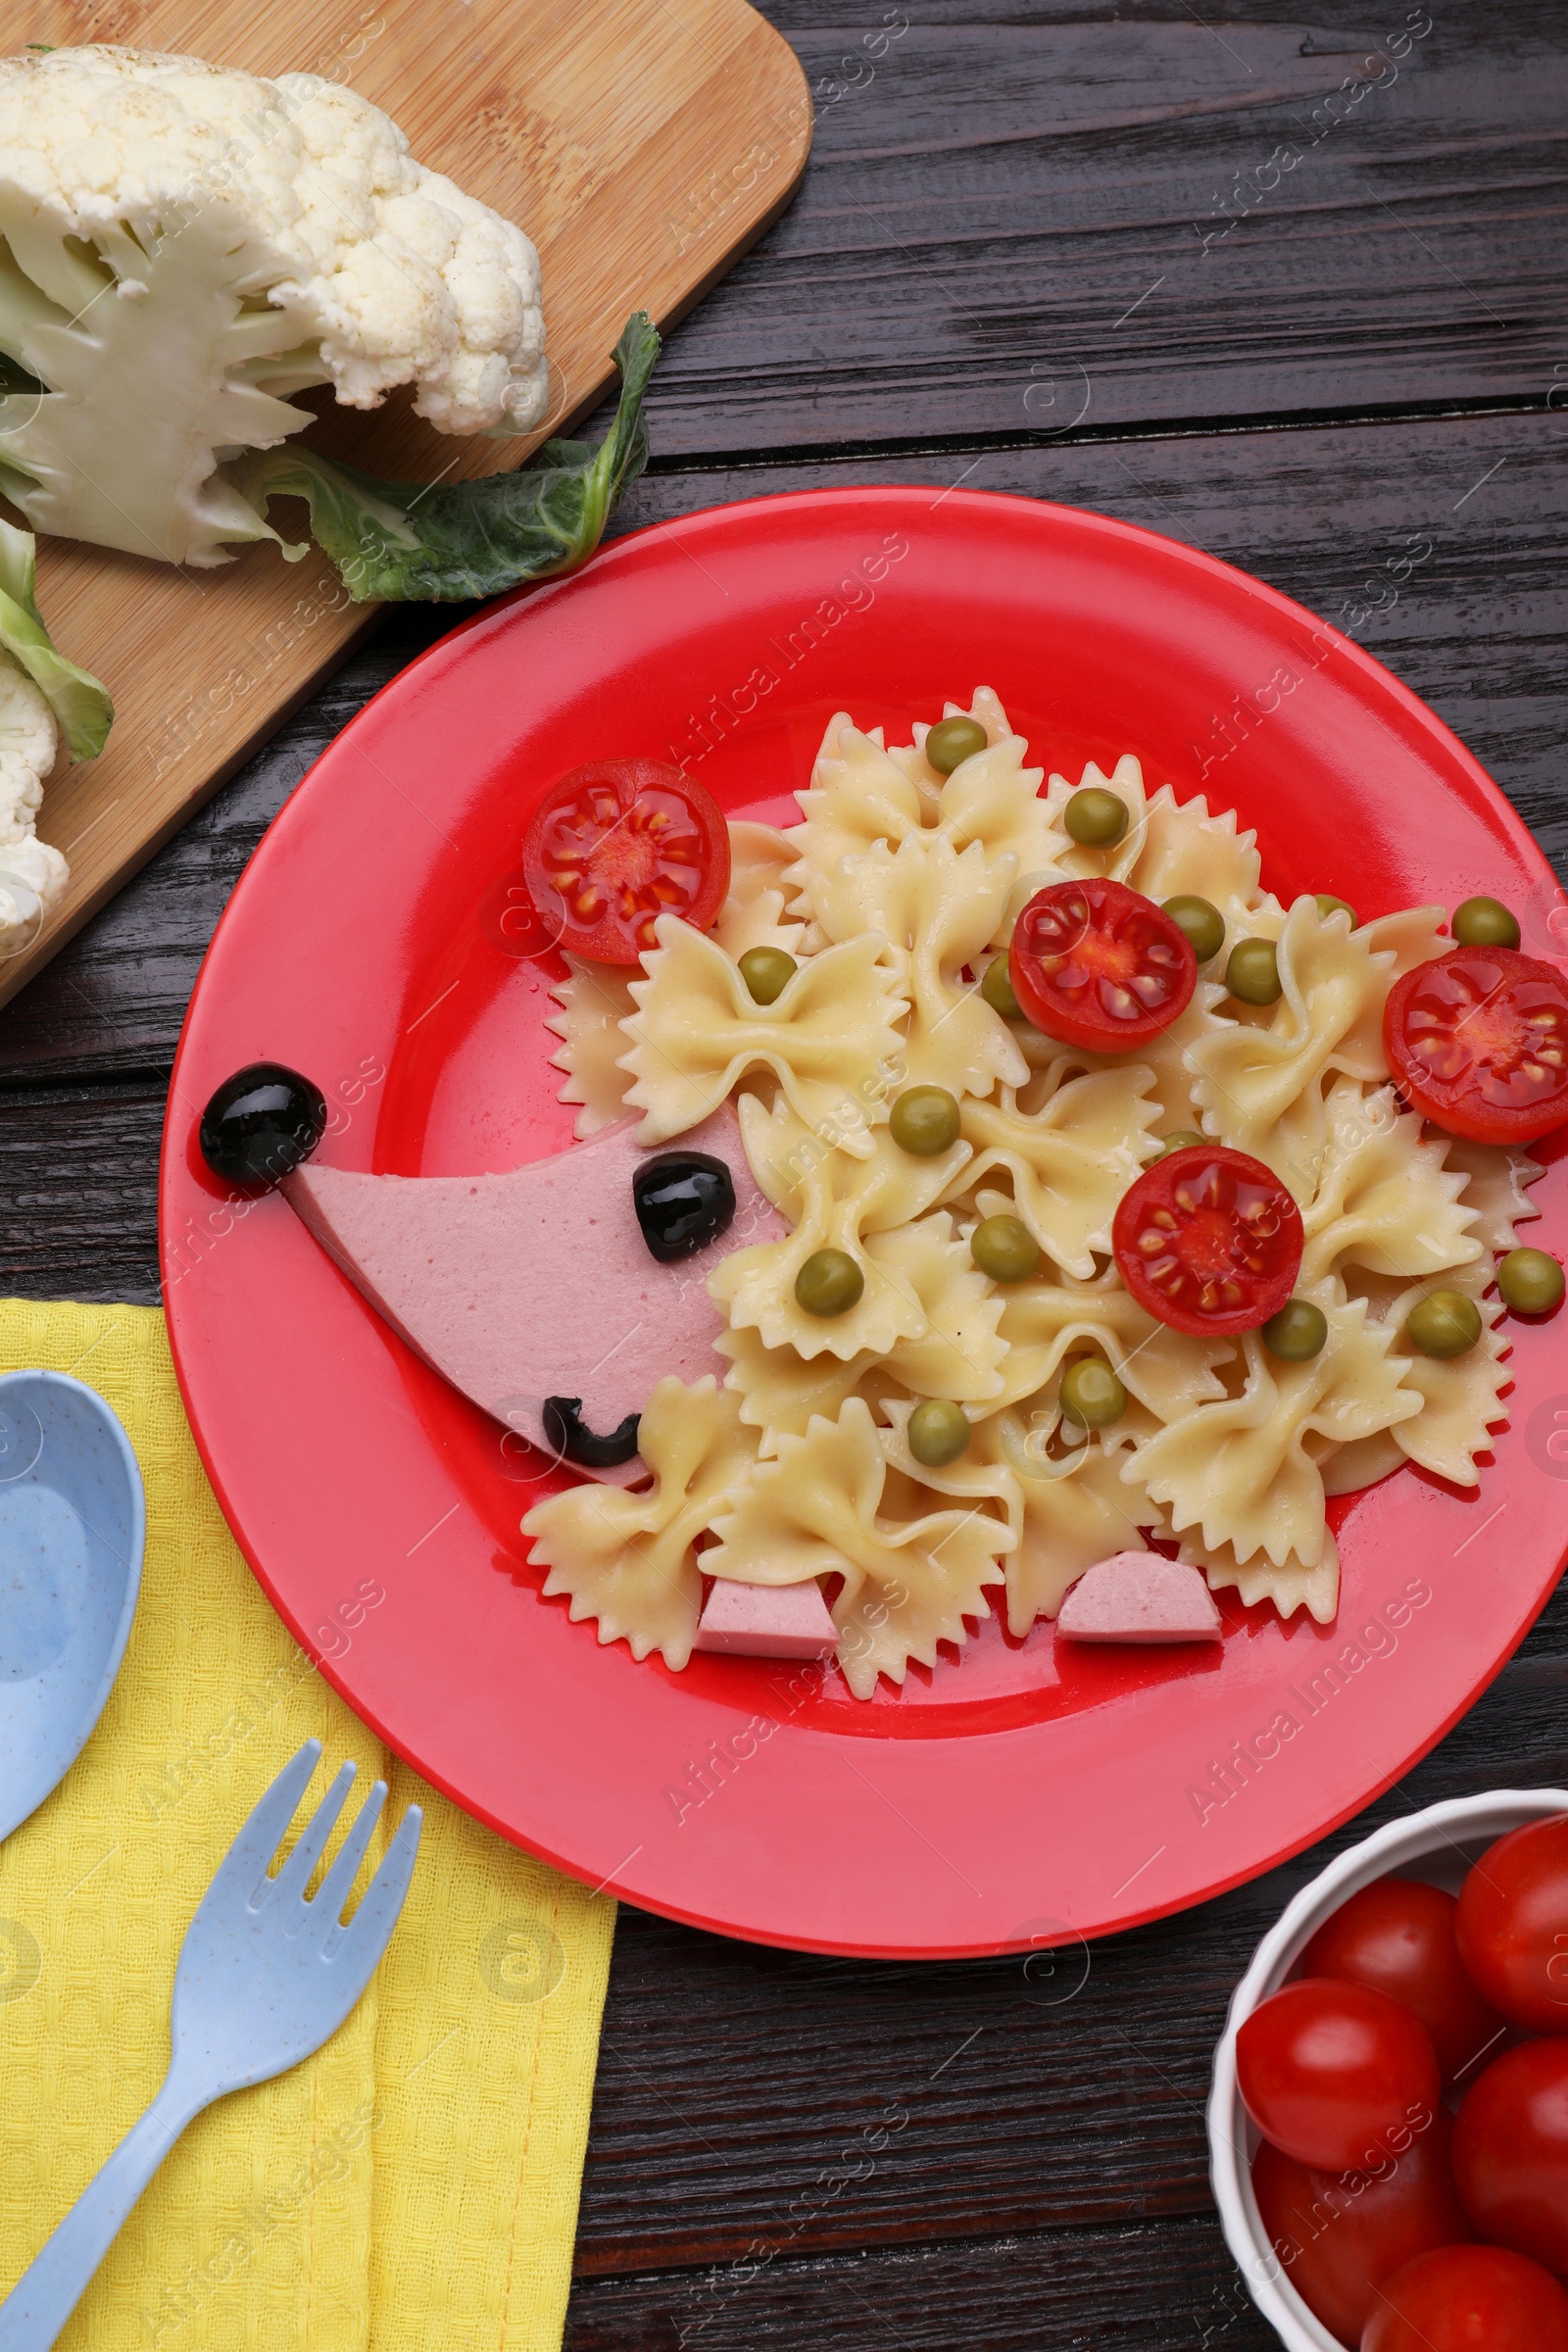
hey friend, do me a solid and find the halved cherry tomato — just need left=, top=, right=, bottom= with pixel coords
left=1455, top=1813, right=1568, bottom=2034
left=1453, top=2037, right=1568, bottom=2273
left=1384, top=946, right=1568, bottom=1145
left=1363, top=2246, right=1568, bottom=2351
left=522, top=758, right=731, bottom=964
left=1111, top=1145, right=1302, bottom=1336
left=1251, top=2116, right=1471, bottom=2345
left=1007, top=877, right=1196, bottom=1052
left=1300, top=1877, right=1506, bottom=2084
left=1236, top=1979, right=1441, bottom=2173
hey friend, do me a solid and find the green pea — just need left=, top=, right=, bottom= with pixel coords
left=1226, top=936, right=1282, bottom=1006
left=1159, top=1130, right=1205, bottom=1158
left=1162, top=895, right=1225, bottom=963
left=1497, top=1247, right=1565, bottom=1315
left=1058, top=1354, right=1127, bottom=1429
left=970, top=1212, right=1040, bottom=1283
left=907, top=1397, right=971, bottom=1467
left=925, top=715, right=988, bottom=775
left=980, top=956, right=1021, bottom=1019
left=890, top=1085, right=961, bottom=1156
left=1262, top=1298, right=1328, bottom=1362
left=737, top=945, right=797, bottom=1005
left=1315, top=894, right=1359, bottom=929
left=1405, top=1288, right=1482, bottom=1359
left=1452, top=896, right=1521, bottom=951
left=794, top=1248, right=864, bottom=1318
left=1063, top=787, right=1129, bottom=848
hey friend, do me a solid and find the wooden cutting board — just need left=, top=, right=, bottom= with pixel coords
left=0, top=0, right=810, bottom=1011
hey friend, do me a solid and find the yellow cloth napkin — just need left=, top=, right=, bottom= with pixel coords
left=0, top=1300, right=613, bottom=2351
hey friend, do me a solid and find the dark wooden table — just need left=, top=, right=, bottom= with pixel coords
left=3, top=4, right=1566, bottom=2342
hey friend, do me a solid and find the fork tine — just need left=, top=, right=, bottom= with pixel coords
left=199, top=1740, right=322, bottom=1910
left=311, top=1777, right=387, bottom=1925
left=264, top=1760, right=358, bottom=1907
left=326, top=1804, right=422, bottom=1967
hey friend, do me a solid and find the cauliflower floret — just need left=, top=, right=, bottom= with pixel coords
left=0, top=46, right=548, bottom=566
left=0, top=661, right=67, bottom=957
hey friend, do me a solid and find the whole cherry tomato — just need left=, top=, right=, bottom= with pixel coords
left=522, top=758, right=731, bottom=963
left=1251, top=2115, right=1470, bottom=2344
left=1383, top=945, right=1568, bottom=1145
left=1237, top=1979, right=1441, bottom=2173
left=1455, top=1813, right=1568, bottom=2034
left=1362, top=2245, right=1568, bottom=2351
left=1007, top=877, right=1196, bottom=1052
left=1453, top=2037, right=1568, bottom=2273
left=1112, top=1145, right=1303, bottom=1337
left=1300, top=1876, right=1506, bottom=2083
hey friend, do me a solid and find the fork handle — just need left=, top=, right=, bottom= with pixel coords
left=0, top=2074, right=206, bottom=2350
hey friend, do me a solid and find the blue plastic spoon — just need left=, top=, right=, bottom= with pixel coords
left=0, top=1370, right=145, bottom=1842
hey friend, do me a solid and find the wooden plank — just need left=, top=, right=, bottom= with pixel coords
left=0, top=0, right=810, bottom=1008
left=636, top=0, right=1567, bottom=455
left=564, top=2216, right=1275, bottom=2351
left=2, top=406, right=1560, bottom=1083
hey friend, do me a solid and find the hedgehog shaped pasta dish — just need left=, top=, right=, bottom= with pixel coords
left=248, top=688, right=1565, bottom=1700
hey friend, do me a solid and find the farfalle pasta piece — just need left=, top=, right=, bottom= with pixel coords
left=1185, top=896, right=1402, bottom=1187
left=790, top=715, right=925, bottom=884
left=863, top=1214, right=1006, bottom=1400
left=736, top=1092, right=968, bottom=1231
left=972, top=1411, right=1154, bottom=1632
left=1179, top=1530, right=1340, bottom=1626
left=726, top=819, right=800, bottom=901
left=1125, top=786, right=1284, bottom=949
left=931, top=734, right=1061, bottom=884
left=712, top=1102, right=969, bottom=1360
left=809, top=833, right=1028, bottom=1098
left=1383, top=1277, right=1509, bottom=1487
left=704, top=1398, right=1012, bottom=1697
left=1041, top=754, right=1151, bottom=882
left=990, top=1264, right=1233, bottom=1424
left=619, top=916, right=906, bottom=1154
left=878, top=1396, right=1021, bottom=1525
left=1299, top=1079, right=1481, bottom=1285
left=1444, top=1138, right=1545, bottom=1253
left=715, top=1324, right=883, bottom=1454
left=948, top=1059, right=1159, bottom=1278
left=712, top=819, right=808, bottom=958
left=1359, top=904, right=1447, bottom=978
left=1319, top=1430, right=1406, bottom=1496
left=520, top=1377, right=755, bottom=1669
left=544, top=956, right=639, bottom=1139
left=889, top=686, right=1016, bottom=807
left=717, top=1213, right=1004, bottom=1446
left=1128, top=1288, right=1419, bottom=1568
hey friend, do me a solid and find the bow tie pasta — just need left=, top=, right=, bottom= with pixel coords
left=526, top=691, right=1536, bottom=1695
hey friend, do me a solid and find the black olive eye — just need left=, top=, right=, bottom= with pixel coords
left=542, top=1397, right=641, bottom=1468
left=199, top=1063, right=328, bottom=1188
left=632, top=1152, right=736, bottom=1263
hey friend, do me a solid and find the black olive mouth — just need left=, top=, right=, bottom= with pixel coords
left=543, top=1396, right=641, bottom=1468
left=632, top=1150, right=737, bottom=1263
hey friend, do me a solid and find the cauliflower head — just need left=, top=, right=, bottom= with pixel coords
left=0, top=46, right=548, bottom=566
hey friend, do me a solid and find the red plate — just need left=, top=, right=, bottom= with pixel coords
left=163, top=488, right=1568, bottom=1958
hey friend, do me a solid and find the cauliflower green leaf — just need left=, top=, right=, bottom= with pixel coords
left=229, top=312, right=660, bottom=603
left=0, top=516, right=113, bottom=760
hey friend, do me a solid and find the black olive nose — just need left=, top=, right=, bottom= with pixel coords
left=199, top=1063, right=328, bottom=1188
left=631, top=1152, right=736, bottom=1263
left=542, top=1397, right=641, bottom=1468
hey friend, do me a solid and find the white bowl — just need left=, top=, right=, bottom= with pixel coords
left=1207, top=1788, right=1568, bottom=2350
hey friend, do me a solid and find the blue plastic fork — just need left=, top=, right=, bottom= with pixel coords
left=0, top=1740, right=420, bottom=2350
